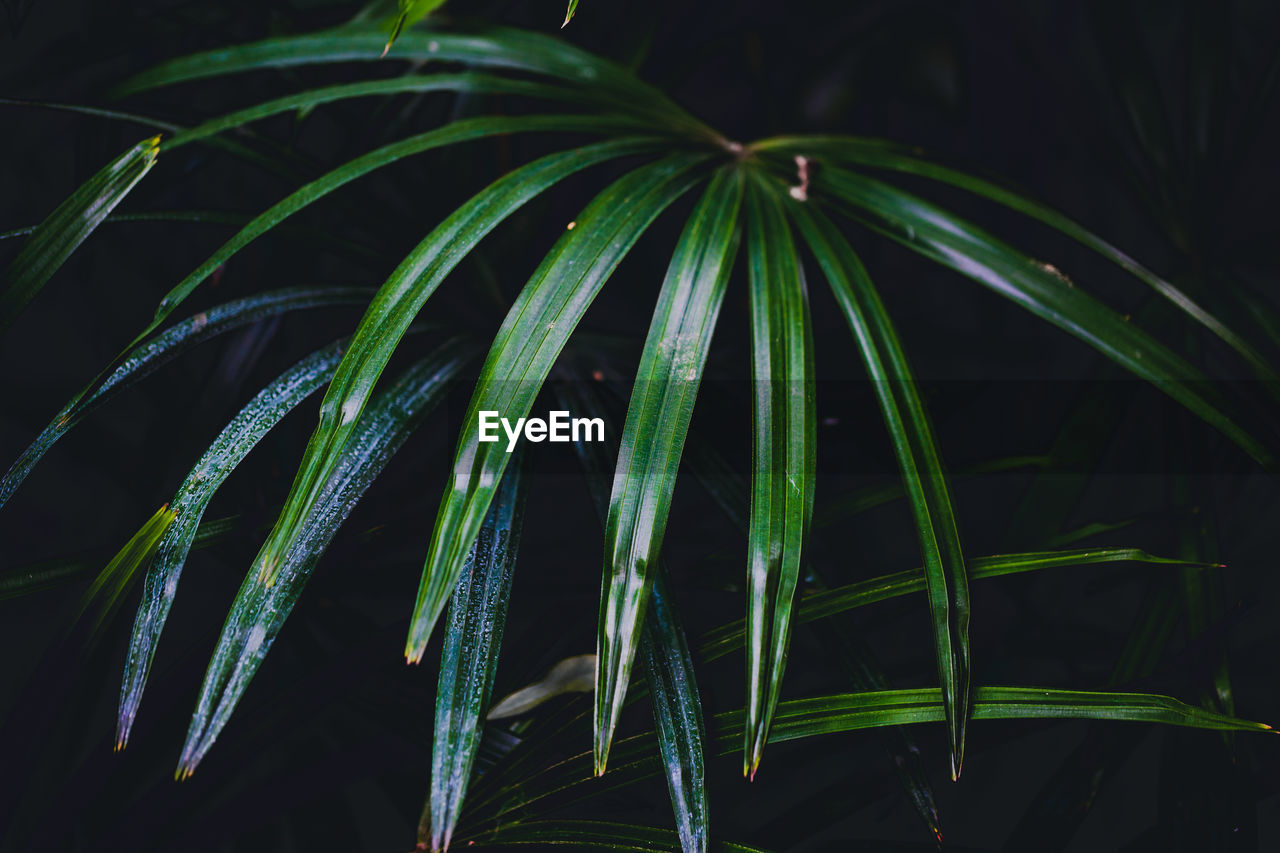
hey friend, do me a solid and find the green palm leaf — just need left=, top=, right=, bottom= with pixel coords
left=117, top=339, right=348, bottom=749
left=139, top=116, right=640, bottom=352
left=597, top=167, right=741, bottom=774
left=165, top=74, right=611, bottom=149
left=756, top=687, right=1272, bottom=742
left=791, top=203, right=970, bottom=778
left=559, top=379, right=711, bottom=853
left=640, top=575, right=710, bottom=853
left=562, top=0, right=580, bottom=28
left=755, top=136, right=1278, bottom=391
left=742, top=176, right=816, bottom=779
left=809, top=165, right=1274, bottom=468
left=378, top=0, right=448, bottom=56
left=403, top=153, right=709, bottom=666
left=254, top=138, right=668, bottom=593
left=176, top=340, right=471, bottom=776
left=76, top=504, right=176, bottom=643
left=426, top=454, right=528, bottom=853
left=700, top=548, right=1210, bottom=661
left=0, top=134, right=159, bottom=331
left=682, top=434, right=942, bottom=842
left=114, top=25, right=713, bottom=140
left=0, top=286, right=367, bottom=510
left=471, top=684, right=1270, bottom=828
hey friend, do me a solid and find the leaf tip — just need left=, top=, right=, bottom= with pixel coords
left=948, top=711, right=968, bottom=780
left=592, top=719, right=613, bottom=777
left=745, top=742, right=763, bottom=781
left=383, top=12, right=407, bottom=57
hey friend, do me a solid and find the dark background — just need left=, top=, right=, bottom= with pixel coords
left=2, top=0, right=1279, bottom=850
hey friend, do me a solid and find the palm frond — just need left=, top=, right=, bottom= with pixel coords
left=597, top=166, right=740, bottom=774
left=405, top=153, right=709, bottom=674
left=755, top=135, right=1280, bottom=392
left=117, top=339, right=347, bottom=749
left=741, top=175, right=815, bottom=778
left=113, top=24, right=715, bottom=141
left=175, top=340, right=471, bottom=776
left=791, top=202, right=970, bottom=778
left=808, top=165, right=1273, bottom=468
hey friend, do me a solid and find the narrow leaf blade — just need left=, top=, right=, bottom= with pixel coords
left=753, top=686, right=1273, bottom=744
left=176, top=341, right=471, bottom=776
left=116, top=340, right=347, bottom=748
left=115, top=25, right=709, bottom=139
left=77, top=504, right=176, bottom=643
left=791, top=203, right=970, bottom=777
left=426, top=454, right=529, bottom=852
left=147, top=116, right=634, bottom=347
left=742, top=177, right=816, bottom=778
left=597, top=167, right=742, bottom=773
left=254, top=138, right=668, bottom=594
left=754, top=136, right=1279, bottom=391
left=404, top=153, right=708, bottom=666
left=699, top=548, right=1211, bottom=662
left=812, top=165, right=1273, bottom=468
left=562, top=378, right=711, bottom=852
left=640, top=576, right=710, bottom=853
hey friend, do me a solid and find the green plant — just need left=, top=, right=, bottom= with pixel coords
left=3, top=4, right=1277, bottom=850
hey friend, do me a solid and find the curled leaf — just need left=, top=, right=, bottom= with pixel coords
left=488, top=655, right=597, bottom=720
